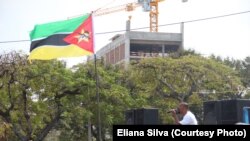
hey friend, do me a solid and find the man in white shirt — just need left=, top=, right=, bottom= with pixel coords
left=170, top=102, right=198, bottom=125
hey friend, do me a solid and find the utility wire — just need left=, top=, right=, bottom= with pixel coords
left=96, top=10, right=250, bottom=34
left=183, top=10, right=250, bottom=23
left=0, top=40, right=30, bottom=44
left=94, top=0, right=116, bottom=13
left=0, top=10, right=250, bottom=44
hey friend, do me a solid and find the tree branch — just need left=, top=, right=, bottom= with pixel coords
left=183, top=71, right=200, bottom=101
left=55, top=89, right=81, bottom=99
left=35, top=112, right=61, bottom=141
left=35, top=94, right=63, bottom=141
left=158, top=78, right=179, bottom=96
left=139, top=63, right=182, bottom=101
left=155, top=85, right=182, bottom=101
left=6, top=70, right=15, bottom=113
left=22, top=88, right=32, bottom=140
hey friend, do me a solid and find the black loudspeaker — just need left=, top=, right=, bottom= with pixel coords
left=125, top=108, right=159, bottom=125
left=134, top=108, right=159, bottom=125
left=203, top=101, right=222, bottom=124
left=220, top=99, right=250, bottom=124
left=125, top=109, right=135, bottom=125
left=203, top=99, right=250, bottom=124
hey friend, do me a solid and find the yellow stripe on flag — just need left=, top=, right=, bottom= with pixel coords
left=28, top=45, right=92, bottom=60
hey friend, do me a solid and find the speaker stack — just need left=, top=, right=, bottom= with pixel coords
left=203, top=99, right=250, bottom=124
left=125, top=108, right=159, bottom=125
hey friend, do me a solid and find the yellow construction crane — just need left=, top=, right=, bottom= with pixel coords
left=149, top=0, right=164, bottom=32
left=93, top=0, right=165, bottom=32
left=93, top=3, right=141, bottom=16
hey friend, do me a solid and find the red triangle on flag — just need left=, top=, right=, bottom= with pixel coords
left=64, top=15, right=94, bottom=53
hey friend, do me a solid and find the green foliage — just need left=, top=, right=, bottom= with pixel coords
left=210, top=55, right=250, bottom=97
left=57, top=62, right=135, bottom=140
left=128, top=55, right=243, bottom=123
left=241, top=57, right=250, bottom=87
left=0, top=52, right=77, bottom=140
left=0, top=51, right=245, bottom=140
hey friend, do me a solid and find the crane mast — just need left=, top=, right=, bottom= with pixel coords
left=150, top=0, right=159, bottom=32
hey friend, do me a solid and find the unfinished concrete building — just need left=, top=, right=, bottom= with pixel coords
left=88, top=31, right=182, bottom=66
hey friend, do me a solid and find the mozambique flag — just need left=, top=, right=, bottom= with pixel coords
left=29, top=14, right=94, bottom=60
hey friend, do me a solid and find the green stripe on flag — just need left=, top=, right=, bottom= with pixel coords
left=30, top=14, right=89, bottom=40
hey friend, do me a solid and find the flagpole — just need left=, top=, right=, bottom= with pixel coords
left=91, top=13, right=102, bottom=141
left=94, top=54, right=101, bottom=141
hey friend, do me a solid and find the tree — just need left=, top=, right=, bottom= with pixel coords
left=210, top=55, right=250, bottom=97
left=0, top=52, right=136, bottom=141
left=128, top=55, right=243, bottom=123
left=0, top=52, right=83, bottom=141
left=241, top=57, right=250, bottom=87
left=57, top=62, right=135, bottom=141
left=0, top=51, right=244, bottom=139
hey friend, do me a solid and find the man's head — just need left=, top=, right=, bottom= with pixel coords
left=177, top=102, right=189, bottom=115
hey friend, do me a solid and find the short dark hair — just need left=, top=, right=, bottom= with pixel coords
left=180, top=102, right=189, bottom=109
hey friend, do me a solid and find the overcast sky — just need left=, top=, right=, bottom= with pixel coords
left=0, top=0, right=250, bottom=67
